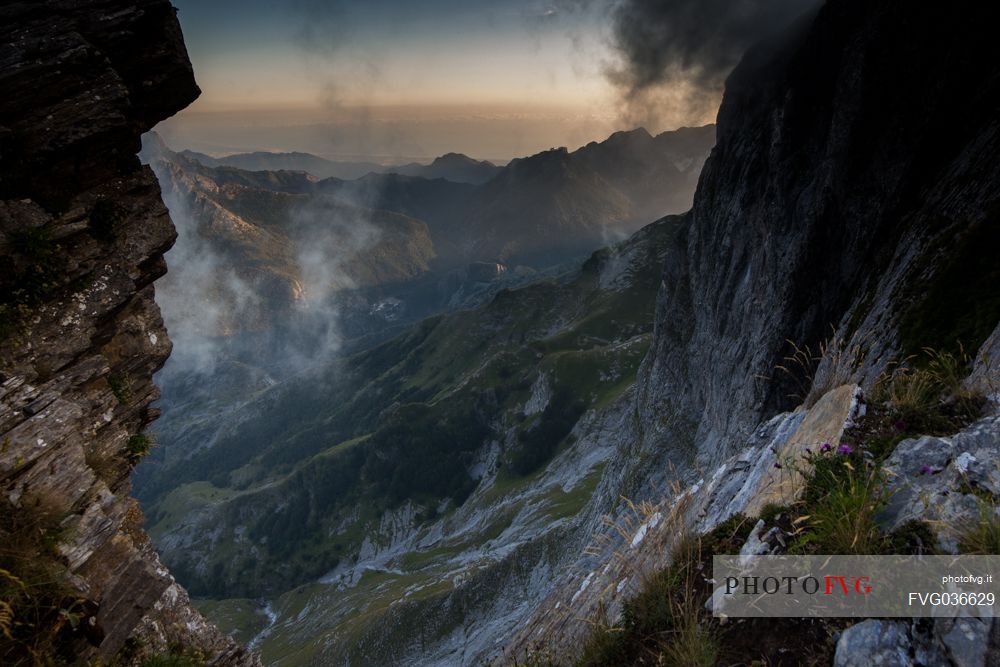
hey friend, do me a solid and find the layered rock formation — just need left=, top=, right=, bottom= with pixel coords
left=0, top=2, right=256, bottom=664
left=6, top=0, right=994, bottom=665
left=504, top=0, right=1000, bottom=660
left=638, top=0, right=1000, bottom=464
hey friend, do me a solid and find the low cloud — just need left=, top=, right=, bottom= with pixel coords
left=148, top=156, right=382, bottom=383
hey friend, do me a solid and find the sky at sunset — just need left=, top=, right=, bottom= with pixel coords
left=155, top=0, right=816, bottom=161
left=155, top=0, right=664, bottom=161
left=174, top=0, right=613, bottom=111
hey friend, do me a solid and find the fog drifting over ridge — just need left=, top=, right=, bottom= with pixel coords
left=608, top=0, right=822, bottom=128
left=146, top=151, right=387, bottom=381
left=147, top=0, right=821, bottom=378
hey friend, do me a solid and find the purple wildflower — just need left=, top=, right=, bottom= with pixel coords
left=774, top=461, right=783, bottom=469
left=837, top=444, right=854, bottom=455
left=919, top=465, right=939, bottom=476
left=820, top=443, right=833, bottom=453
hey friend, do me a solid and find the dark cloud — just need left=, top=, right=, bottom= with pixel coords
left=608, top=0, right=819, bottom=128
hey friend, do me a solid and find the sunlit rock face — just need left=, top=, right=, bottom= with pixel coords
left=0, top=1, right=256, bottom=664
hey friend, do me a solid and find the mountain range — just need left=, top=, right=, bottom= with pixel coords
left=159, top=124, right=714, bottom=267
left=132, top=115, right=715, bottom=667
left=4, top=1, right=1000, bottom=667
left=141, top=125, right=715, bottom=340
left=137, top=2, right=1000, bottom=664
left=176, top=148, right=503, bottom=184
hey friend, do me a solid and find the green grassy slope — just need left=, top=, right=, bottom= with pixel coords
left=145, top=215, right=686, bottom=599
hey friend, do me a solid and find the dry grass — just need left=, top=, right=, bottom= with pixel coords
left=584, top=479, right=691, bottom=600
left=0, top=496, right=92, bottom=665
left=957, top=501, right=1000, bottom=555
left=126, top=432, right=156, bottom=464
left=774, top=328, right=870, bottom=407
left=0, top=568, right=20, bottom=640
left=871, top=346, right=986, bottom=434
left=792, top=458, right=889, bottom=555
left=507, top=646, right=562, bottom=667
left=656, top=536, right=719, bottom=667
left=573, top=511, right=748, bottom=667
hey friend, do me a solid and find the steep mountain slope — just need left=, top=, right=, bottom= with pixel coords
left=139, top=216, right=684, bottom=663
left=145, top=142, right=440, bottom=337
left=502, top=0, right=1000, bottom=661
left=0, top=2, right=254, bottom=664
left=12, top=0, right=998, bottom=666
left=638, top=0, right=1000, bottom=465
left=139, top=125, right=715, bottom=366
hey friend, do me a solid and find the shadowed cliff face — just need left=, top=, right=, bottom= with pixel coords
left=501, top=1, right=1000, bottom=659
left=0, top=2, right=256, bottom=664
left=638, top=0, right=1000, bottom=465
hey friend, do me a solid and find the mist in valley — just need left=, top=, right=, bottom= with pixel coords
left=6, top=1, right=997, bottom=666
left=135, top=0, right=850, bottom=664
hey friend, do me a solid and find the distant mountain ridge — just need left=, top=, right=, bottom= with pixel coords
left=176, top=147, right=501, bottom=184
left=144, top=143, right=442, bottom=340
left=391, top=152, right=501, bottom=184
left=147, top=124, right=715, bottom=276
left=451, top=126, right=712, bottom=266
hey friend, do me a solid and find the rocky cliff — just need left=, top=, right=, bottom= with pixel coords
left=118, top=1, right=1000, bottom=664
left=0, top=2, right=256, bottom=664
left=504, top=0, right=1000, bottom=661
left=638, top=0, right=1000, bottom=466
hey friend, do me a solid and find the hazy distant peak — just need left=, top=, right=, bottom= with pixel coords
left=390, top=152, right=502, bottom=185
left=605, top=126, right=654, bottom=142
left=432, top=152, right=494, bottom=166
left=654, top=124, right=714, bottom=138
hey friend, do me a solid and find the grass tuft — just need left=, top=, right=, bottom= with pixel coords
left=127, top=433, right=156, bottom=464
left=791, top=450, right=889, bottom=555
left=0, top=498, right=94, bottom=665
left=107, top=373, right=133, bottom=406
left=573, top=515, right=748, bottom=667
left=140, top=653, right=203, bottom=667
left=871, top=347, right=986, bottom=435
left=774, top=329, right=869, bottom=407
left=957, top=502, right=1000, bottom=555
